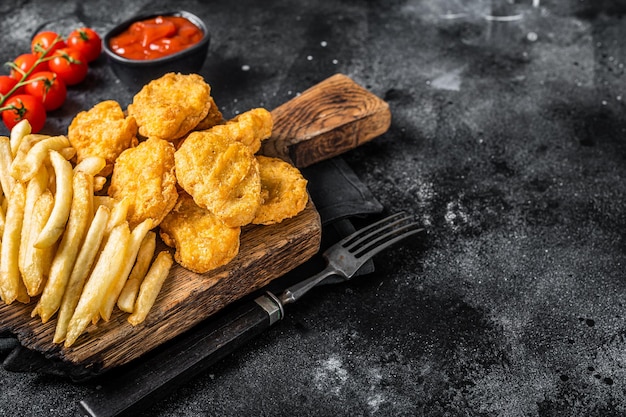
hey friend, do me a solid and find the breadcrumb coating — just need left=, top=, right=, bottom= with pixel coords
left=108, top=137, right=178, bottom=228
left=175, top=130, right=261, bottom=227
left=128, top=72, right=211, bottom=141
left=253, top=155, right=308, bottom=225
left=208, top=108, right=273, bottom=153
left=159, top=193, right=240, bottom=274
left=67, top=100, right=138, bottom=176
left=193, top=96, right=224, bottom=131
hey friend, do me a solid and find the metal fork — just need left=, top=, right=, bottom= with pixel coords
left=279, top=211, right=423, bottom=306
left=78, top=212, right=423, bottom=417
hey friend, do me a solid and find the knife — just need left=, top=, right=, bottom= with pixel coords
left=0, top=73, right=391, bottom=413
left=2, top=73, right=390, bottom=377
left=77, top=157, right=383, bottom=417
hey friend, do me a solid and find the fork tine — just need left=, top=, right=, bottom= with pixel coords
left=281, top=212, right=423, bottom=305
left=341, top=212, right=408, bottom=248
left=353, top=223, right=423, bottom=259
left=343, top=213, right=415, bottom=251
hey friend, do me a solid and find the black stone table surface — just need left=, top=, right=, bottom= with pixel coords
left=2, top=0, right=626, bottom=416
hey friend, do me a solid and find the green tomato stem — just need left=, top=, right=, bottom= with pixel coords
left=0, top=36, right=64, bottom=108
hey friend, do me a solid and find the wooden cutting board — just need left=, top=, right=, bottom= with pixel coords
left=0, top=73, right=391, bottom=372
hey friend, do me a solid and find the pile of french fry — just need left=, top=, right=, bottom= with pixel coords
left=0, top=120, right=173, bottom=347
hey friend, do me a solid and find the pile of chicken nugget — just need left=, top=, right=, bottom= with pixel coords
left=0, top=72, right=309, bottom=347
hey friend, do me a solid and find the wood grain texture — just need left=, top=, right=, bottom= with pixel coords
left=264, top=73, right=391, bottom=168
left=0, top=206, right=320, bottom=370
left=0, top=74, right=390, bottom=371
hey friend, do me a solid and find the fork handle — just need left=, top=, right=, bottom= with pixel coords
left=279, top=266, right=336, bottom=305
left=78, top=293, right=283, bottom=417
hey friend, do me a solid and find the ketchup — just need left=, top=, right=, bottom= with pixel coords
left=110, top=15, right=203, bottom=60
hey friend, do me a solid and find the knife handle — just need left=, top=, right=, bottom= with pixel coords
left=78, top=293, right=283, bottom=417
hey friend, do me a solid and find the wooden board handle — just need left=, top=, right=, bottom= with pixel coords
left=263, top=73, right=391, bottom=168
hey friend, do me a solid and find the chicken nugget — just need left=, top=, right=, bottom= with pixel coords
left=209, top=108, right=273, bottom=153
left=128, top=72, right=211, bottom=141
left=175, top=130, right=261, bottom=227
left=108, top=137, right=178, bottom=228
left=67, top=100, right=138, bottom=176
left=193, top=96, right=224, bottom=131
left=159, top=193, right=240, bottom=274
left=253, top=155, right=308, bottom=225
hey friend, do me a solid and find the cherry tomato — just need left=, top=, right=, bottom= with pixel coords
left=1, top=94, right=46, bottom=133
left=24, top=71, right=67, bottom=111
left=0, top=75, right=20, bottom=99
left=66, top=27, right=102, bottom=62
left=31, top=31, right=67, bottom=57
left=48, top=48, right=88, bottom=85
left=9, top=53, right=49, bottom=81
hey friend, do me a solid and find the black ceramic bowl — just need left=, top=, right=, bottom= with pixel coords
left=103, top=10, right=210, bottom=91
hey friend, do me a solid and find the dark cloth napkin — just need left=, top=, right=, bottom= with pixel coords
left=301, top=157, right=382, bottom=226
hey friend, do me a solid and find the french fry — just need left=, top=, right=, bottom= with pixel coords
left=74, top=156, right=106, bottom=176
left=0, top=182, right=27, bottom=304
left=93, top=176, right=107, bottom=192
left=9, top=119, right=31, bottom=157
left=106, top=197, right=129, bottom=234
left=15, top=277, right=30, bottom=304
left=0, top=204, right=5, bottom=237
left=18, top=166, right=48, bottom=280
left=91, top=311, right=100, bottom=326
left=46, top=161, right=55, bottom=193
left=11, top=135, right=69, bottom=182
left=0, top=243, right=4, bottom=301
left=0, top=136, right=16, bottom=196
left=53, top=205, right=110, bottom=344
left=93, top=195, right=113, bottom=208
left=99, top=219, right=153, bottom=321
left=12, top=134, right=47, bottom=170
left=34, top=150, right=73, bottom=249
left=21, top=191, right=54, bottom=297
left=64, top=222, right=130, bottom=347
left=59, top=147, right=76, bottom=161
left=128, top=251, right=173, bottom=326
left=36, top=172, right=93, bottom=322
left=117, top=231, right=156, bottom=313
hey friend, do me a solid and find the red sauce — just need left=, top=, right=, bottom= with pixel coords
left=109, top=15, right=203, bottom=60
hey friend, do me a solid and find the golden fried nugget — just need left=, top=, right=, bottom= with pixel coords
left=193, top=96, right=224, bottom=131
left=209, top=108, right=272, bottom=153
left=175, top=131, right=261, bottom=227
left=108, top=137, right=178, bottom=228
left=159, top=193, right=240, bottom=274
left=68, top=100, right=138, bottom=176
left=128, top=73, right=211, bottom=141
left=252, top=156, right=308, bottom=225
